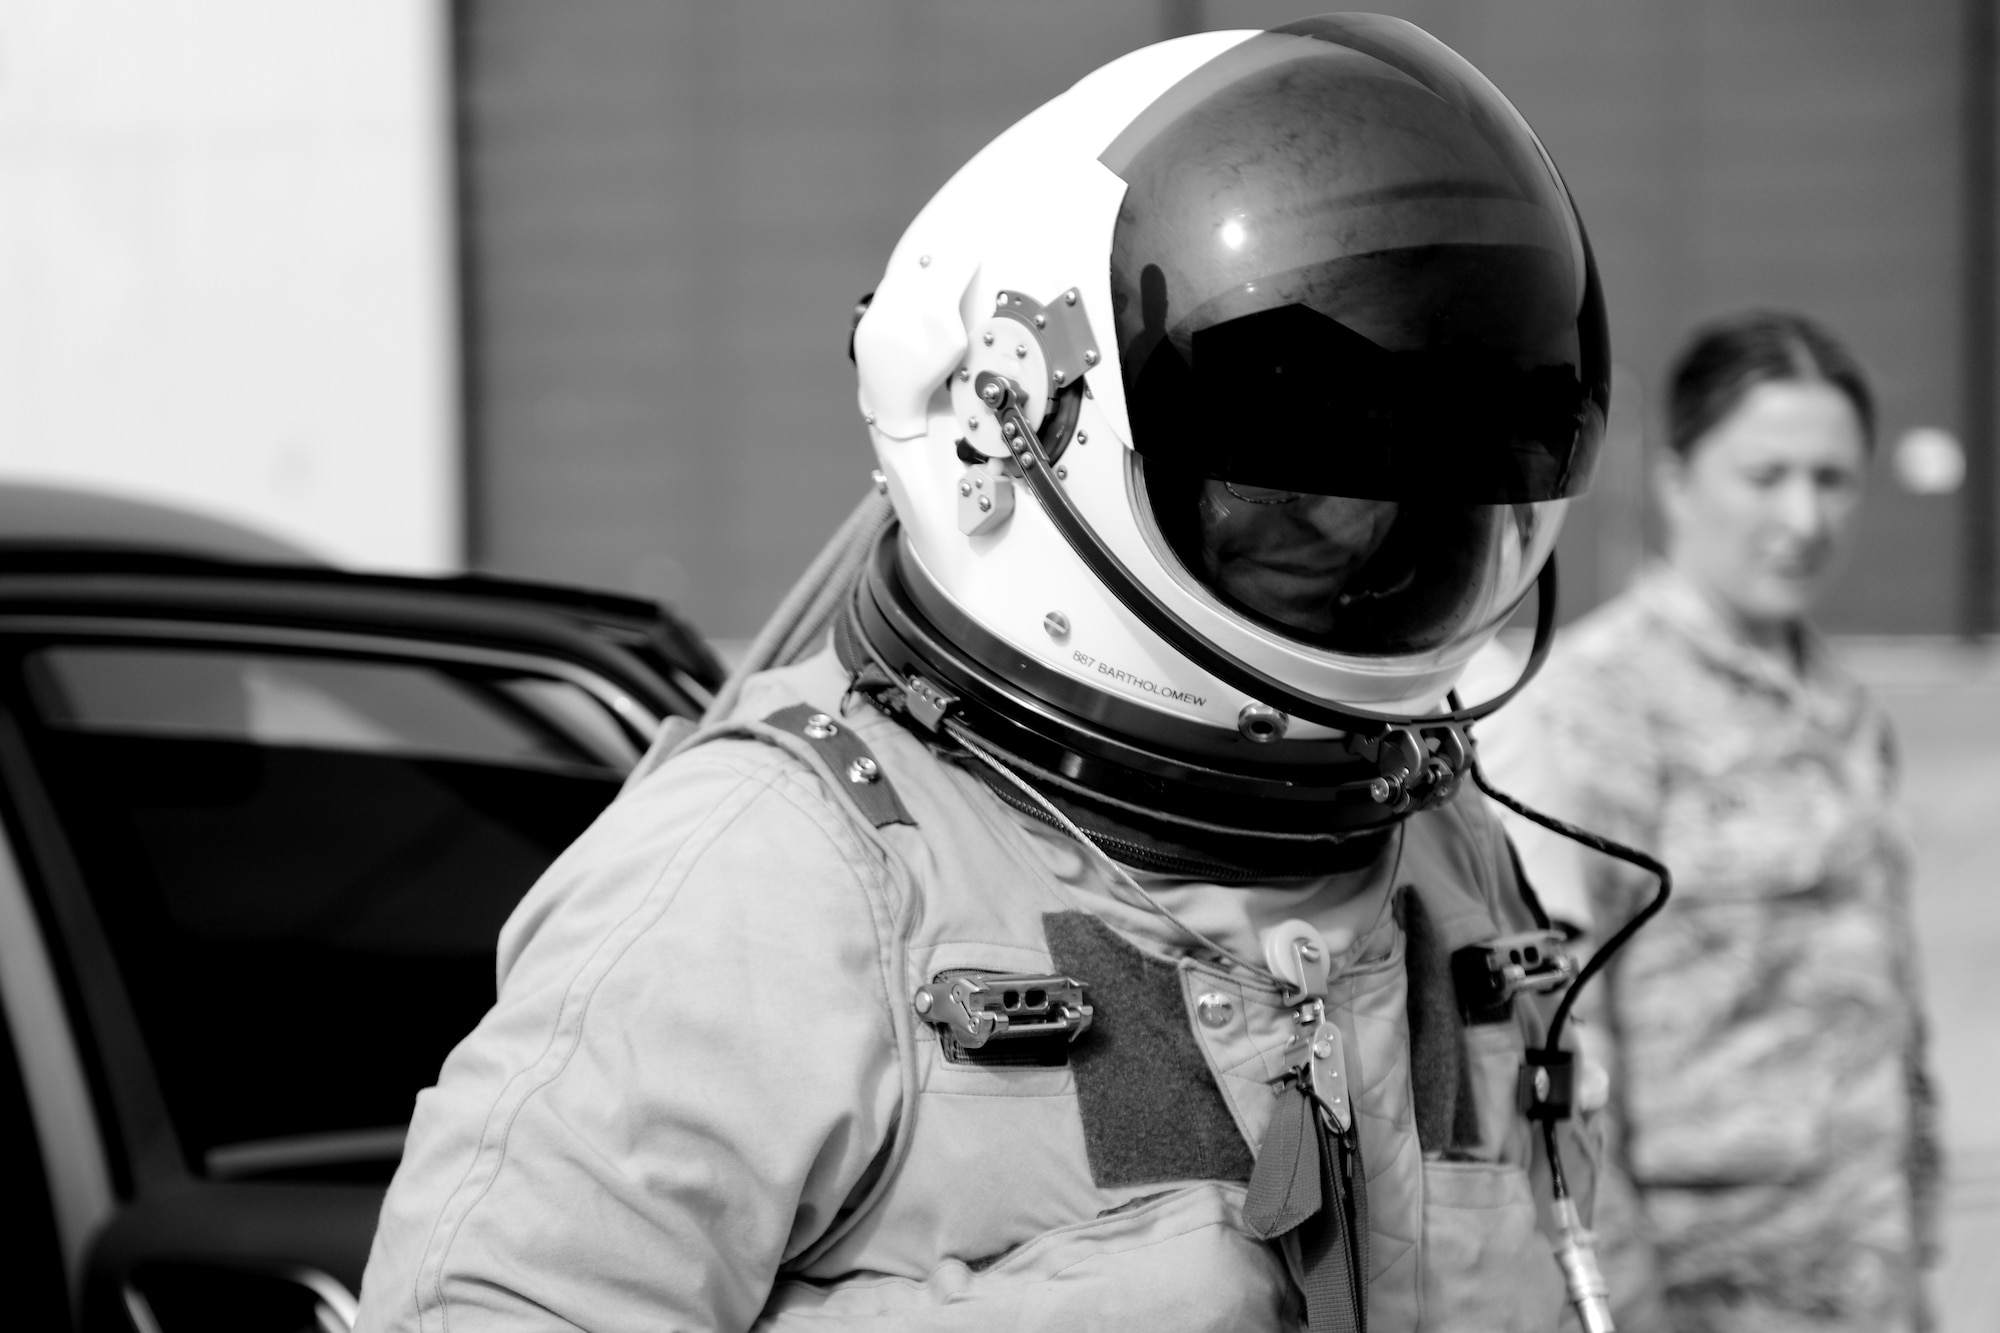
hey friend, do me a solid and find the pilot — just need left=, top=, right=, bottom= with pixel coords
left=360, top=16, right=1623, bottom=1331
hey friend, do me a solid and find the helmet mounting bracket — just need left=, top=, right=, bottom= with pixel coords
left=950, top=289, right=1098, bottom=461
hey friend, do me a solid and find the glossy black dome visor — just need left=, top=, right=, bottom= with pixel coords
left=1103, top=15, right=1609, bottom=504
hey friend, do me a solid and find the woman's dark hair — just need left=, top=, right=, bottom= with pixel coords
left=1666, top=310, right=1875, bottom=458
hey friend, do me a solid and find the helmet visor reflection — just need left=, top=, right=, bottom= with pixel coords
left=1144, top=460, right=1561, bottom=656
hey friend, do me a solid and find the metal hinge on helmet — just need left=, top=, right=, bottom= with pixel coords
left=950, top=288, right=1100, bottom=461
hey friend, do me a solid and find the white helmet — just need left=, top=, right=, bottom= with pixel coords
left=846, top=15, right=1606, bottom=853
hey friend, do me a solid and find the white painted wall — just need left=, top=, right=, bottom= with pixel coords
left=0, top=0, right=457, bottom=571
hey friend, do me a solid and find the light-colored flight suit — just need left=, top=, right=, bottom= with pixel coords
left=357, top=648, right=1599, bottom=1332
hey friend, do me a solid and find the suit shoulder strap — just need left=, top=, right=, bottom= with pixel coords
left=754, top=703, right=916, bottom=829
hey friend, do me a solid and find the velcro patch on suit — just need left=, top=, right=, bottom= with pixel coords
left=1399, top=886, right=1482, bottom=1155
left=1043, top=911, right=1257, bottom=1188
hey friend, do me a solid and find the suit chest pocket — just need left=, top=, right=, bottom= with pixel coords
left=1418, top=1159, right=1566, bottom=1331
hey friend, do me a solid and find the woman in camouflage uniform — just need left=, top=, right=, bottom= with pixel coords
left=1480, top=311, right=1940, bottom=1332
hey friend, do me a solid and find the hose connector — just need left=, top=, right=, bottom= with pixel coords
left=1552, top=1196, right=1615, bottom=1333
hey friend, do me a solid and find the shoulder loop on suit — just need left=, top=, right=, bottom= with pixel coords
left=620, top=701, right=917, bottom=831
left=758, top=703, right=916, bottom=829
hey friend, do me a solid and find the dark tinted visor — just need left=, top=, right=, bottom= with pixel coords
left=1103, top=16, right=1608, bottom=504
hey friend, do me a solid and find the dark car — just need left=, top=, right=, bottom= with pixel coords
left=0, top=485, right=723, bottom=1331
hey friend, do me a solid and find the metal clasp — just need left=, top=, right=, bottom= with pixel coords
left=913, top=971, right=1092, bottom=1059
left=1263, top=919, right=1351, bottom=1131
left=903, top=675, right=958, bottom=732
left=1452, top=929, right=1578, bottom=1024
left=1361, top=721, right=1471, bottom=810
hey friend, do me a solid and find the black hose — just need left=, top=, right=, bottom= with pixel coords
left=1464, top=749, right=1672, bottom=1204
left=1465, top=754, right=1672, bottom=1054
left=1450, top=652, right=1654, bottom=1328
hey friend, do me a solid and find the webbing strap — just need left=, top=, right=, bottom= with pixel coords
left=1245, top=1086, right=1369, bottom=1332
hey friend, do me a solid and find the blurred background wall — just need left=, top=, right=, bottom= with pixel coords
left=1, top=0, right=1981, bottom=635
left=0, top=0, right=458, bottom=570
left=455, top=0, right=1981, bottom=640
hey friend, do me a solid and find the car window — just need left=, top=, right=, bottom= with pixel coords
left=31, top=647, right=640, bottom=769
left=13, top=645, right=643, bottom=1182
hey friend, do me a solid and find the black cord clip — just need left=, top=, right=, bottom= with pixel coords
left=1517, top=1046, right=1576, bottom=1122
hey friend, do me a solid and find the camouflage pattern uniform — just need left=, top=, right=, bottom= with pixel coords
left=1476, top=564, right=1940, bottom=1333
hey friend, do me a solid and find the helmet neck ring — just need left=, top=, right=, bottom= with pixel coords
left=841, top=523, right=1499, bottom=853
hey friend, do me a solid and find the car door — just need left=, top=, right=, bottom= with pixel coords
left=0, top=556, right=722, bottom=1331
